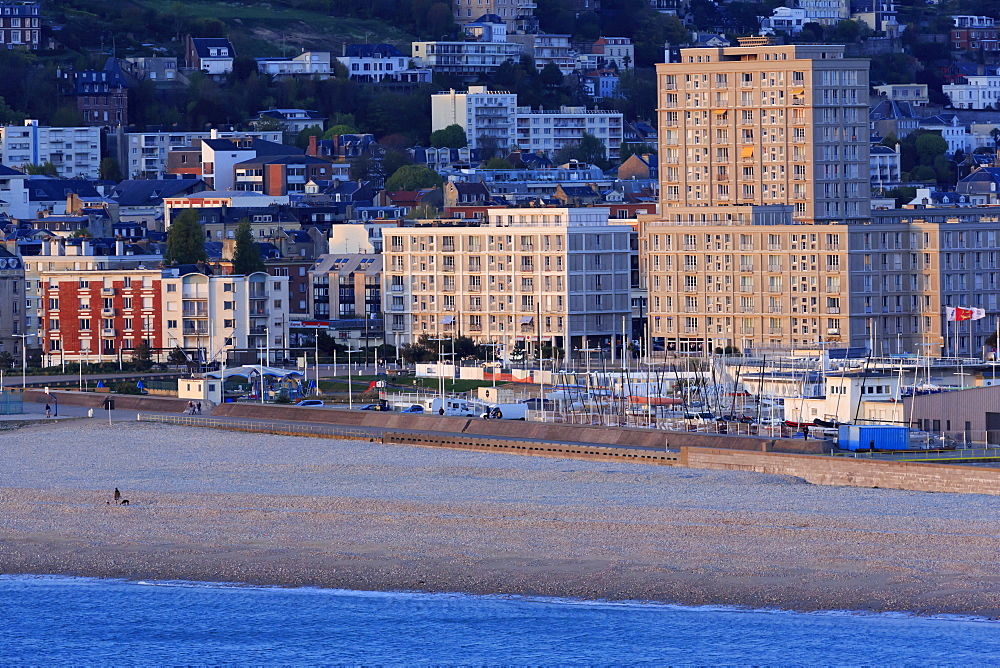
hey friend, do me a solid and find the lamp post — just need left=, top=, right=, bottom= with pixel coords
left=13, top=333, right=29, bottom=390
left=429, top=337, right=449, bottom=403
left=343, top=349, right=359, bottom=410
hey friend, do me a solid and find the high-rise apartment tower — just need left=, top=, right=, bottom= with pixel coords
left=656, top=43, right=870, bottom=224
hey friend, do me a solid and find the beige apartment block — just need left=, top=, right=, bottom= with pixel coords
left=638, top=206, right=850, bottom=353
left=656, top=43, right=870, bottom=225
left=383, top=208, right=631, bottom=359
left=639, top=205, right=1000, bottom=356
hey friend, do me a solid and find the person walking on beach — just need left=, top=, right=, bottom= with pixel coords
left=196, top=401, right=202, bottom=415
left=45, top=403, right=51, bottom=418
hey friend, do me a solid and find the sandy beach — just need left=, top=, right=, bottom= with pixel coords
left=3, top=418, right=1000, bottom=615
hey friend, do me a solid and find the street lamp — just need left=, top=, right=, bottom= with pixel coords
left=343, top=349, right=360, bottom=410
left=429, top=337, right=450, bottom=405
left=13, top=333, right=29, bottom=390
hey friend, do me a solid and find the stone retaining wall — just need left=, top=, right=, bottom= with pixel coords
left=211, top=403, right=818, bottom=453
left=680, top=447, right=1000, bottom=496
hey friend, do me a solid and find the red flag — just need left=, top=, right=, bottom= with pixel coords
left=366, top=380, right=377, bottom=392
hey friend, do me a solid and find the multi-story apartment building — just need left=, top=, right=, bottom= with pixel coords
left=0, top=246, right=24, bottom=358
left=639, top=205, right=852, bottom=353
left=40, top=269, right=166, bottom=364
left=123, top=129, right=283, bottom=179
left=22, top=239, right=163, bottom=353
left=639, top=201, right=1000, bottom=356
left=0, top=1, right=40, bottom=50
left=656, top=43, right=869, bottom=225
left=431, top=87, right=623, bottom=160
left=383, top=208, right=631, bottom=359
left=159, top=270, right=290, bottom=366
left=873, top=83, right=929, bottom=107
left=234, top=155, right=336, bottom=195
left=0, top=120, right=101, bottom=180
left=797, top=0, right=850, bottom=25
left=453, top=0, right=536, bottom=27
left=38, top=268, right=291, bottom=365
left=411, top=40, right=522, bottom=80
left=432, top=86, right=518, bottom=151
left=338, top=44, right=432, bottom=84
left=943, top=75, right=1000, bottom=110
left=507, top=33, right=576, bottom=75
left=950, top=15, right=999, bottom=52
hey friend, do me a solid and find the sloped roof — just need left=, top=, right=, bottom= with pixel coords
left=110, top=179, right=208, bottom=206
left=191, top=38, right=235, bottom=59
left=344, top=43, right=405, bottom=58
left=27, top=178, right=100, bottom=202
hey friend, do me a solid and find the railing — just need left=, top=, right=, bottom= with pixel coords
left=136, top=413, right=381, bottom=441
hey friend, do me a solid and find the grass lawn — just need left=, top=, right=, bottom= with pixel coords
left=141, top=0, right=414, bottom=54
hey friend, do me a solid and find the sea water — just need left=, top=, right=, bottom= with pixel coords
left=3, top=574, right=999, bottom=664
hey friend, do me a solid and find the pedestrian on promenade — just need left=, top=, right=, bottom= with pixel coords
left=196, top=401, right=202, bottom=415
left=45, top=403, right=51, bottom=418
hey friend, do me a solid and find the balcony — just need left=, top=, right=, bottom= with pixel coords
left=249, top=326, right=267, bottom=335
left=101, top=288, right=115, bottom=296
left=102, top=328, right=117, bottom=337
left=183, top=327, right=208, bottom=336
left=248, top=290, right=267, bottom=300
left=183, top=306, right=208, bottom=317
left=248, top=309, right=269, bottom=317
left=390, top=284, right=404, bottom=292
left=101, top=308, right=116, bottom=317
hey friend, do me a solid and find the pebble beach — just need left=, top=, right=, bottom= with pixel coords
left=3, top=418, right=1000, bottom=616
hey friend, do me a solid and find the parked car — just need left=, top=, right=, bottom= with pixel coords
left=401, top=405, right=424, bottom=413
left=359, top=404, right=390, bottom=411
left=295, top=399, right=325, bottom=407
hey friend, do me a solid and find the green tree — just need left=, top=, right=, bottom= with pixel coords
left=295, top=125, right=324, bottom=149
left=915, top=132, right=948, bottom=166
left=165, top=209, right=208, bottom=265
left=0, top=95, right=24, bottom=125
left=23, top=162, right=57, bottom=176
left=168, top=346, right=190, bottom=365
left=99, top=157, right=123, bottom=181
left=232, top=217, right=265, bottom=275
left=483, top=156, right=515, bottom=169
left=405, top=202, right=440, bottom=219
left=323, top=124, right=358, bottom=138
left=131, top=341, right=153, bottom=371
left=384, top=164, right=443, bottom=191
left=381, top=149, right=414, bottom=181
left=553, top=133, right=608, bottom=169
left=429, top=123, right=468, bottom=148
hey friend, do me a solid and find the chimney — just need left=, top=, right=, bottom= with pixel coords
left=210, top=128, right=218, bottom=139
left=115, top=238, right=125, bottom=256
left=308, top=134, right=318, bottom=157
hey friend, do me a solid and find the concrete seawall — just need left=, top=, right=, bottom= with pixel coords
left=211, top=403, right=821, bottom=454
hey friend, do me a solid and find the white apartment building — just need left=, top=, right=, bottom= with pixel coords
left=0, top=120, right=101, bottom=179
left=255, top=51, right=332, bottom=78
left=515, top=106, right=624, bottom=162
left=944, top=75, right=1000, bottom=110
left=870, top=143, right=901, bottom=189
left=873, top=83, right=929, bottom=106
left=123, top=129, right=284, bottom=179
left=507, top=33, right=576, bottom=75
left=383, top=208, right=632, bottom=359
left=160, top=270, right=290, bottom=366
left=431, top=87, right=623, bottom=160
left=411, top=40, right=522, bottom=79
left=431, top=86, right=518, bottom=151
left=338, top=46, right=432, bottom=84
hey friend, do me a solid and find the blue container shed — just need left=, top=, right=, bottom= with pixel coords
left=838, top=424, right=911, bottom=451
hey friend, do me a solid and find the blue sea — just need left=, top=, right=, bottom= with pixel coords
left=3, top=574, right=1000, bottom=664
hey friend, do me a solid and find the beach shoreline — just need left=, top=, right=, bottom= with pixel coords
left=3, top=420, right=1000, bottom=617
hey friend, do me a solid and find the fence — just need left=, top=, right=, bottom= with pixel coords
left=0, top=389, right=23, bottom=415
left=136, top=413, right=381, bottom=442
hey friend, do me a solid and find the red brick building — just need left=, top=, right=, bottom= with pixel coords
left=41, top=270, right=165, bottom=363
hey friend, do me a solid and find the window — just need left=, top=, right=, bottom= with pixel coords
left=79, top=318, right=91, bottom=331
left=166, top=284, right=177, bottom=292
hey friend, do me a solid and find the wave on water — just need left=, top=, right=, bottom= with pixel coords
left=3, top=573, right=997, bottom=624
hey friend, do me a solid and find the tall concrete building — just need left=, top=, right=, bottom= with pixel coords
left=383, top=208, right=631, bottom=359
left=656, top=43, right=869, bottom=225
